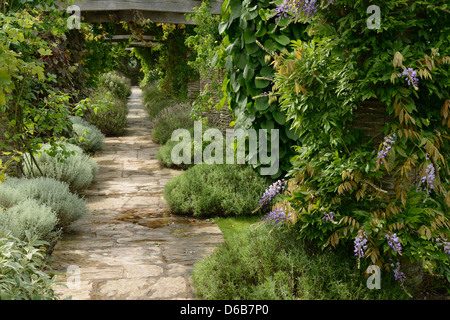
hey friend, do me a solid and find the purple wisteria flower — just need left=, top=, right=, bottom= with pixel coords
left=436, top=237, right=450, bottom=255
left=274, top=0, right=337, bottom=23
left=391, top=260, right=406, bottom=284
left=385, top=232, right=402, bottom=254
left=354, top=231, right=368, bottom=258
left=399, top=68, right=419, bottom=87
left=262, top=207, right=292, bottom=226
left=377, top=133, right=396, bottom=165
left=420, top=160, right=435, bottom=192
left=322, top=211, right=334, bottom=222
left=259, top=179, right=287, bottom=207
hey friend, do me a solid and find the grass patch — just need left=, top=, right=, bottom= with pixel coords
left=211, top=215, right=263, bottom=241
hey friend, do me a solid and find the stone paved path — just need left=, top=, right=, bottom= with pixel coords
left=48, top=87, right=224, bottom=300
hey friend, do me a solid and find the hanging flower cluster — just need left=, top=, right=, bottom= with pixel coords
left=259, top=179, right=287, bottom=207
left=399, top=67, right=419, bottom=87
left=322, top=211, right=334, bottom=222
left=354, top=231, right=368, bottom=258
left=274, top=0, right=337, bottom=23
left=420, top=154, right=436, bottom=192
left=385, top=232, right=402, bottom=255
left=376, top=133, right=396, bottom=166
left=261, top=207, right=292, bottom=226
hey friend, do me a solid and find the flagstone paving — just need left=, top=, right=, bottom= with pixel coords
left=48, top=87, right=224, bottom=300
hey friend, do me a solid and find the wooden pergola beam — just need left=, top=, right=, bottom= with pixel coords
left=109, top=41, right=155, bottom=47
left=63, top=0, right=224, bottom=24
left=103, top=35, right=155, bottom=42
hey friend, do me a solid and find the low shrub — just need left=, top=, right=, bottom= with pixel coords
left=98, top=71, right=132, bottom=100
left=0, top=200, right=59, bottom=244
left=142, top=83, right=176, bottom=120
left=22, top=143, right=98, bottom=192
left=192, top=224, right=410, bottom=300
left=82, top=89, right=128, bottom=137
left=151, top=103, right=193, bottom=144
left=0, top=177, right=86, bottom=228
left=164, top=164, right=270, bottom=217
left=70, top=116, right=104, bottom=152
left=156, top=125, right=217, bottom=170
left=156, top=140, right=193, bottom=170
left=0, top=232, right=59, bottom=300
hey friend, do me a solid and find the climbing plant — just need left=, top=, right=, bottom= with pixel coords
left=262, top=0, right=450, bottom=287
left=185, top=0, right=226, bottom=119
left=0, top=2, right=119, bottom=176
left=219, top=0, right=309, bottom=177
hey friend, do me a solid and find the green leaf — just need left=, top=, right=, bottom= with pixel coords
left=285, top=126, right=300, bottom=140
left=272, top=34, right=291, bottom=46
left=243, top=65, right=255, bottom=80
left=255, top=96, right=270, bottom=111
left=218, top=21, right=229, bottom=34
left=243, top=29, right=256, bottom=44
left=273, top=110, right=286, bottom=125
left=255, top=78, right=270, bottom=88
left=255, top=21, right=267, bottom=37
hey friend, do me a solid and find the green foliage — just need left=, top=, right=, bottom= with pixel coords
left=0, top=7, right=120, bottom=176
left=266, top=0, right=450, bottom=282
left=164, top=164, right=270, bottom=217
left=219, top=0, right=309, bottom=177
left=156, top=125, right=217, bottom=170
left=127, top=21, right=198, bottom=99
left=133, top=47, right=160, bottom=87
left=80, top=89, right=128, bottom=137
left=70, top=116, right=105, bottom=152
left=0, top=199, right=59, bottom=244
left=192, top=224, right=409, bottom=300
left=185, top=0, right=227, bottom=118
left=142, top=83, right=176, bottom=120
left=0, top=232, right=59, bottom=300
left=22, top=143, right=98, bottom=192
left=156, top=140, right=193, bottom=170
left=98, top=71, right=132, bottom=100
left=151, top=103, right=193, bottom=145
left=0, top=177, right=86, bottom=228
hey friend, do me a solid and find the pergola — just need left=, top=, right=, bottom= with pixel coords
left=69, top=0, right=223, bottom=24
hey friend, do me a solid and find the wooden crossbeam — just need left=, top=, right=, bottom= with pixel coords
left=62, top=0, right=224, bottom=24
left=72, top=0, right=222, bottom=14
left=103, top=35, right=155, bottom=42
left=109, top=41, right=154, bottom=47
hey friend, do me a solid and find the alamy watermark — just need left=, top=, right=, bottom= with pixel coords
left=66, top=265, right=81, bottom=290
left=170, top=121, right=279, bottom=176
left=366, top=265, right=381, bottom=290
left=367, top=5, right=381, bottom=30
left=67, top=5, right=81, bottom=30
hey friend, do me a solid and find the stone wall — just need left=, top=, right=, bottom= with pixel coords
left=352, top=99, right=418, bottom=193
left=197, top=69, right=234, bottom=133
